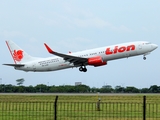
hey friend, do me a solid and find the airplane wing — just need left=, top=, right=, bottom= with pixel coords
left=44, top=43, right=88, bottom=66
left=3, top=64, right=25, bottom=67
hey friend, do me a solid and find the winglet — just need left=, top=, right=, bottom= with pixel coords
left=44, top=43, right=55, bottom=54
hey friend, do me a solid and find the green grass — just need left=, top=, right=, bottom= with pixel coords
left=0, top=94, right=160, bottom=103
left=0, top=95, right=160, bottom=120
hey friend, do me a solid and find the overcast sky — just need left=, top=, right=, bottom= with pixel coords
left=0, top=0, right=159, bottom=88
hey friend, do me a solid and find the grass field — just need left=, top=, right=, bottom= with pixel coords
left=0, top=94, right=160, bottom=102
left=0, top=94, right=160, bottom=120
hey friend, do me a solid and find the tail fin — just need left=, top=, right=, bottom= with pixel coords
left=6, top=40, right=37, bottom=64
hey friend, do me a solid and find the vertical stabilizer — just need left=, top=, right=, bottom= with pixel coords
left=6, top=40, right=37, bottom=64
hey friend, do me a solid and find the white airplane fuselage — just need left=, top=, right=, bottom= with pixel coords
left=14, top=41, right=158, bottom=72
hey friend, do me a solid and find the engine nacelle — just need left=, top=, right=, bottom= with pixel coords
left=88, top=56, right=107, bottom=67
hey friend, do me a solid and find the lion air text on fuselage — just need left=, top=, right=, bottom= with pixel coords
left=106, top=45, right=135, bottom=55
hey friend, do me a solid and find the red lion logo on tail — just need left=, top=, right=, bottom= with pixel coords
left=13, top=50, right=23, bottom=61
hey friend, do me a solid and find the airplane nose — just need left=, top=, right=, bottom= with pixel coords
left=152, top=44, right=158, bottom=50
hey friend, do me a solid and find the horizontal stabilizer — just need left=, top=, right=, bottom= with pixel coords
left=3, top=64, right=25, bottom=67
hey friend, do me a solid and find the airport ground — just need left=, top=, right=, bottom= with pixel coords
left=0, top=93, right=160, bottom=120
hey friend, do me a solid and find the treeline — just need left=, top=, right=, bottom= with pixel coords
left=0, top=84, right=160, bottom=93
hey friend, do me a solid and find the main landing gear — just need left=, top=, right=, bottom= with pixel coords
left=143, top=56, right=146, bottom=60
left=79, top=66, right=87, bottom=72
left=143, top=55, right=146, bottom=60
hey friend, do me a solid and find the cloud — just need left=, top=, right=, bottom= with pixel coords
left=28, top=37, right=39, bottom=43
left=1, top=30, right=26, bottom=38
left=39, top=12, right=132, bottom=33
left=73, top=17, right=110, bottom=28
left=36, top=1, right=132, bottom=33
left=55, top=37, right=97, bottom=52
left=110, top=25, right=133, bottom=32
left=39, top=16, right=58, bottom=26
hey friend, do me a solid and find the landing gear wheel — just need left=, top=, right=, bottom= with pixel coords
left=79, top=67, right=83, bottom=72
left=83, top=68, right=87, bottom=72
left=79, top=66, right=87, bottom=72
left=143, top=56, right=146, bottom=60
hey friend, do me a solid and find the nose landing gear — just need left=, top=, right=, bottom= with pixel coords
left=143, top=56, right=146, bottom=60
left=79, top=66, right=87, bottom=72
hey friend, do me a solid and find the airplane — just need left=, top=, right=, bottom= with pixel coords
left=3, top=40, right=158, bottom=72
